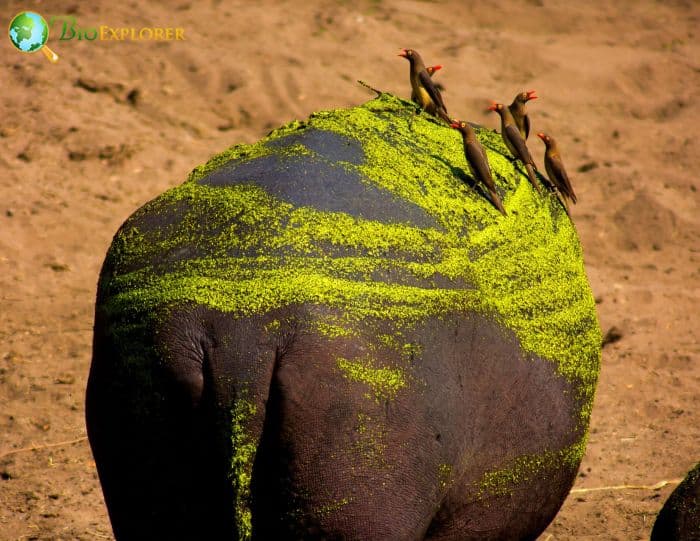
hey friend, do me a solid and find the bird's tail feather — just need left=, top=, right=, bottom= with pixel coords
left=525, top=163, right=541, bottom=193
left=436, top=108, right=452, bottom=124
left=489, top=190, right=507, bottom=216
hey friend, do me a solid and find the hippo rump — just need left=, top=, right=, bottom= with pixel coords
left=652, top=462, right=700, bottom=540
left=86, top=93, right=601, bottom=540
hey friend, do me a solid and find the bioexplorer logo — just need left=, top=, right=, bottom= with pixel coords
left=8, top=11, right=58, bottom=62
left=8, top=11, right=185, bottom=63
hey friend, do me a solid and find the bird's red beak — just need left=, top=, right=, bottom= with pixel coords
left=431, top=64, right=443, bottom=72
left=527, top=90, right=538, bottom=100
left=486, top=101, right=498, bottom=111
left=398, top=49, right=408, bottom=58
left=537, top=132, right=546, bottom=140
left=449, top=121, right=460, bottom=128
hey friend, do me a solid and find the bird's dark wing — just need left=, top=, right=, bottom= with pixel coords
left=418, top=70, right=448, bottom=113
left=539, top=168, right=556, bottom=191
left=523, top=114, right=531, bottom=140
left=504, top=124, right=534, bottom=164
left=465, top=141, right=496, bottom=191
left=549, top=155, right=577, bottom=203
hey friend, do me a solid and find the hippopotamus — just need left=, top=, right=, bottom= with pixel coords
left=652, top=462, right=700, bottom=540
left=86, top=93, right=601, bottom=540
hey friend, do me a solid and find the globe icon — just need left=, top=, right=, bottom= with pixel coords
left=8, top=11, right=58, bottom=62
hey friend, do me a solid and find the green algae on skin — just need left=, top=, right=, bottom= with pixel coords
left=354, top=412, right=389, bottom=467
left=438, top=463, right=453, bottom=491
left=401, top=342, right=422, bottom=363
left=230, top=397, right=257, bottom=541
left=108, top=268, right=478, bottom=327
left=337, top=355, right=407, bottom=402
left=476, top=434, right=588, bottom=499
left=313, top=320, right=356, bottom=339
left=313, top=497, right=352, bottom=519
left=263, top=318, right=280, bottom=333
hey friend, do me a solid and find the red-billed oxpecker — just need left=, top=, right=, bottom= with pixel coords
left=398, top=48, right=450, bottom=123
left=450, top=120, right=507, bottom=216
left=537, top=132, right=577, bottom=211
left=488, top=101, right=541, bottom=193
left=509, top=90, right=537, bottom=140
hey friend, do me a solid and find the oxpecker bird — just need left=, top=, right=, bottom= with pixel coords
left=537, top=132, right=577, bottom=210
left=488, top=101, right=541, bottom=193
left=450, top=120, right=506, bottom=216
left=398, top=48, right=450, bottom=123
left=509, top=90, right=537, bottom=140
left=411, top=65, right=443, bottom=104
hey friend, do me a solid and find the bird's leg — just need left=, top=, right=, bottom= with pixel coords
left=408, top=107, right=422, bottom=130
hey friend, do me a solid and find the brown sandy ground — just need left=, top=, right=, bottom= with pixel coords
left=0, top=1, right=698, bottom=539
